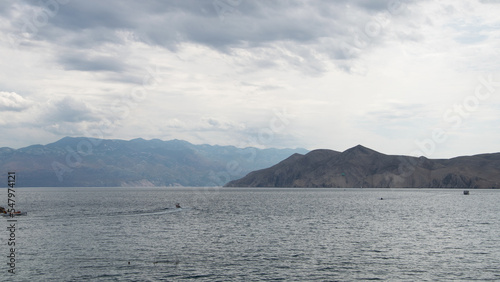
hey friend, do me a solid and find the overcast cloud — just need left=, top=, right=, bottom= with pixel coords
left=0, top=0, right=499, bottom=158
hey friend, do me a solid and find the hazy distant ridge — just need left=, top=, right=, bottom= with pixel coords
left=225, top=145, right=500, bottom=188
left=0, top=137, right=307, bottom=187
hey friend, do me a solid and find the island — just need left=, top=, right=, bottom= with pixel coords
left=225, top=145, right=500, bottom=188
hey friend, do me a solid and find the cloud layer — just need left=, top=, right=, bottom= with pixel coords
left=0, top=0, right=499, bottom=157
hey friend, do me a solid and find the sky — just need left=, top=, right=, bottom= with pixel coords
left=0, top=0, right=499, bottom=158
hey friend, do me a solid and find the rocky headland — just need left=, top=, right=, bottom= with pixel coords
left=225, top=145, right=500, bottom=188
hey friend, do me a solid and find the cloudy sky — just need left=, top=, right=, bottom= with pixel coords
left=0, top=0, right=499, bottom=158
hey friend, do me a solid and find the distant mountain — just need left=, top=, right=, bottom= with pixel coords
left=0, top=137, right=308, bottom=187
left=225, top=145, right=500, bottom=188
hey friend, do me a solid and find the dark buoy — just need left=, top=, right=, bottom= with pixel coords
left=380, top=197, right=383, bottom=200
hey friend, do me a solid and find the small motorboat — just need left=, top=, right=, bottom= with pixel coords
left=463, top=190, right=470, bottom=195
left=1, top=211, right=27, bottom=217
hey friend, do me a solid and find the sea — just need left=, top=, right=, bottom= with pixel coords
left=1, top=187, right=499, bottom=281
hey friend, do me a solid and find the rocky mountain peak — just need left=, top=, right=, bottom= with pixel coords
left=343, top=144, right=378, bottom=155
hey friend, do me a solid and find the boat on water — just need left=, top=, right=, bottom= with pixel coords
left=463, top=190, right=470, bottom=195
left=1, top=211, right=27, bottom=217
left=0, top=206, right=27, bottom=217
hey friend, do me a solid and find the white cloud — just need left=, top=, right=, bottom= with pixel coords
left=0, top=91, right=33, bottom=111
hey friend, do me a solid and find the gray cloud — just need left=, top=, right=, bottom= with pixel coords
left=57, top=51, right=128, bottom=72
left=43, top=96, right=100, bottom=123
left=3, top=0, right=416, bottom=74
left=479, top=0, right=500, bottom=3
left=352, top=0, right=394, bottom=11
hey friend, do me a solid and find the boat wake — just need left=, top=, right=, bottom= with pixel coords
left=127, top=207, right=188, bottom=217
left=23, top=207, right=190, bottom=221
left=1, top=211, right=28, bottom=217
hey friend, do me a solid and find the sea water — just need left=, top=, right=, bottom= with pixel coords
left=1, top=187, right=499, bottom=281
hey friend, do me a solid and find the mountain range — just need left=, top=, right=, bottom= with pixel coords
left=225, top=145, right=500, bottom=188
left=0, top=137, right=307, bottom=187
